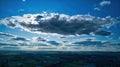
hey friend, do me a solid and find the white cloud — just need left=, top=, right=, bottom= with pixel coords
left=0, top=12, right=115, bottom=36
left=94, top=7, right=101, bottom=11
left=100, top=0, right=111, bottom=6
left=94, top=0, right=111, bottom=11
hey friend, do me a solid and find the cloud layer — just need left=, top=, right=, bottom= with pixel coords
left=0, top=32, right=120, bottom=51
left=0, top=32, right=15, bottom=37
left=0, top=12, right=115, bottom=36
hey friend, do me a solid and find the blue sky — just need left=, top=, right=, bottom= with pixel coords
left=0, top=0, right=120, bottom=51
left=0, top=0, right=120, bottom=18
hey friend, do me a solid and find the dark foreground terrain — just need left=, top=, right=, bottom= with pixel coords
left=0, top=51, right=120, bottom=67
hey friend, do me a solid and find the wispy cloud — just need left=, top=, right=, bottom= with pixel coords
left=0, top=32, right=15, bottom=37
left=94, top=0, right=111, bottom=11
left=94, top=7, right=101, bottom=11
left=100, top=0, right=111, bottom=6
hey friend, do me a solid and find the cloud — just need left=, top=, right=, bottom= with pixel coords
left=109, top=43, right=120, bottom=46
left=0, top=32, right=30, bottom=46
left=103, top=41, right=120, bottom=46
left=94, top=0, right=111, bottom=11
left=0, top=46, right=21, bottom=50
left=94, top=7, right=101, bottom=11
left=33, top=37, right=47, bottom=42
left=37, top=43, right=49, bottom=46
left=0, top=32, right=15, bottom=37
left=0, top=18, right=16, bottom=28
left=47, top=41, right=60, bottom=46
left=59, top=36, right=66, bottom=39
left=72, top=39, right=104, bottom=46
left=0, top=12, right=115, bottom=36
left=11, top=37, right=28, bottom=41
left=31, top=37, right=48, bottom=46
left=0, top=38, right=120, bottom=51
left=94, top=30, right=111, bottom=36
left=0, top=43, right=18, bottom=46
left=100, top=0, right=111, bottom=6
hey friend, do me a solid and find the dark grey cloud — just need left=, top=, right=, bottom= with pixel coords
left=37, top=47, right=57, bottom=50
left=0, top=32, right=14, bottom=37
left=11, top=37, right=28, bottom=41
left=35, top=37, right=47, bottom=42
left=5, top=21, right=16, bottom=27
left=0, top=43, right=18, bottom=46
left=73, top=40, right=104, bottom=46
left=109, top=43, right=120, bottom=46
left=2, top=46, right=20, bottom=50
left=47, top=41, right=60, bottom=45
left=37, top=43, right=49, bottom=46
left=94, top=30, right=111, bottom=36
left=18, top=43, right=29, bottom=46
left=0, top=13, right=114, bottom=36
left=63, top=41, right=68, bottom=43
left=60, top=36, right=66, bottom=38
left=35, top=15, right=44, bottom=21
left=103, top=41, right=120, bottom=46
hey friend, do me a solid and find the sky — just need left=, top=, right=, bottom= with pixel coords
left=0, top=0, right=120, bottom=51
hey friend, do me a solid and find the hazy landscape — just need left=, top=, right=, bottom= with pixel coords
left=0, top=51, right=120, bottom=67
